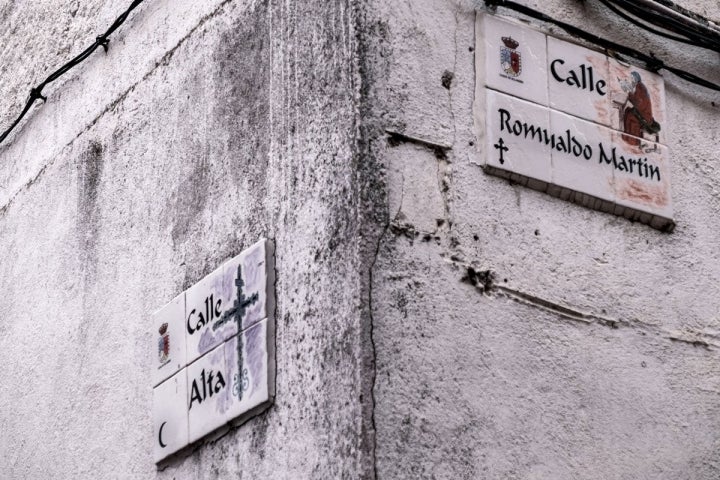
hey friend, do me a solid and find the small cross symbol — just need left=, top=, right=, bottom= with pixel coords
left=494, top=138, right=509, bottom=164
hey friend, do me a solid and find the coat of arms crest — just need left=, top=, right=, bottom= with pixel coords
left=500, top=36, right=521, bottom=77
left=158, top=323, right=170, bottom=364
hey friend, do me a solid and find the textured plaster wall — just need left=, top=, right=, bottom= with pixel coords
left=370, top=0, right=720, bottom=479
left=1, top=0, right=719, bottom=479
left=0, top=0, right=377, bottom=479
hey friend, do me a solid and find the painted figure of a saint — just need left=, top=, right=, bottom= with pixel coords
left=619, top=71, right=661, bottom=146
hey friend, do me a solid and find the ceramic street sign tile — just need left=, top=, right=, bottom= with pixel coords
left=185, top=319, right=274, bottom=446
left=185, top=269, right=231, bottom=364
left=153, top=369, right=189, bottom=463
left=187, top=342, right=228, bottom=444
left=185, top=239, right=275, bottom=364
left=152, top=293, right=186, bottom=387
left=476, top=13, right=673, bottom=230
left=479, top=13, right=548, bottom=106
left=607, top=57, right=667, bottom=146
left=222, top=319, right=274, bottom=427
left=548, top=36, right=612, bottom=127
left=485, top=89, right=552, bottom=184
left=550, top=110, right=616, bottom=204
left=610, top=131, right=673, bottom=221
left=152, top=238, right=276, bottom=463
left=220, top=239, right=275, bottom=333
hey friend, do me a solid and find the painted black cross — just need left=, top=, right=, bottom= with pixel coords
left=494, top=137, right=509, bottom=164
left=213, top=265, right=259, bottom=333
left=212, top=265, right=259, bottom=401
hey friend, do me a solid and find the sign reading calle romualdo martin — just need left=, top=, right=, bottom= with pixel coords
left=475, top=14, right=674, bottom=231
left=151, top=239, right=275, bottom=464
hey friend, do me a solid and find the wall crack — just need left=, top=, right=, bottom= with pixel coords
left=367, top=218, right=390, bottom=480
left=447, top=254, right=720, bottom=351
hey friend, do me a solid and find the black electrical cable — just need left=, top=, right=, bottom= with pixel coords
left=609, top=0, right=720, bottom=47
left=0, top=0, right=145, bottom=146
left=654, top=0, right=715, bottom=26
left=484, top=0, right=720, bottom=92
left=598, top=0, right=714, bottom=49
left=631, top=0, right=720, bottom=38
left=604, top=0, right=720, bottom=50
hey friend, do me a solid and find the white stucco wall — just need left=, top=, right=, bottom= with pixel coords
left=0, top=0, right=718, bottom=478
left=371, top=1, right=720, bottom=479
left=0, top=1, right=377, bottom=478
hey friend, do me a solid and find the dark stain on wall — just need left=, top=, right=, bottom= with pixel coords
left=441, top=70, right=454, bottom=90
left=170, top=0, right=271, bottom=279
left=213, top=3, right=271, bottom=260
left=212, top=2, right=271, bottom=190
left=170, top=152, right=210, bottom=247
left=248, top=412, right=270, bottom=460
left=461, top=266, right=495, bottom=292
left=77, top=139, right=105, bottom=279
left=76, top=139, right=104, bottom=350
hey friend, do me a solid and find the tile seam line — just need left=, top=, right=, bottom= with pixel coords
left=154, top=315, right=272, bottom=390
left=484, top=86, right=668, bottom=147
left=0, top=0, right=235, bottom=215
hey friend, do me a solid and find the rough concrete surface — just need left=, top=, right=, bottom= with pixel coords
left=372, top=0, right=720, bottom=479
left=0, top=0, right=377, bottom=478
left=0, top=0, right=719, bottom=479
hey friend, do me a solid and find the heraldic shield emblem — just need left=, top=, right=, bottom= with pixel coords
left=158, top=323, right=170, bottom=364
left=500, top=36, right=521, bottom=77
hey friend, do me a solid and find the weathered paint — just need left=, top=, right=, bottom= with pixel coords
left=0, top=0, right=377, bottom=478
left=373, top=1, right=720, bottom=479
left=0, top=0, right=718, bottom=479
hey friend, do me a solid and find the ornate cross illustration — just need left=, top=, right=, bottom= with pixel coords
left=213, top=265, right=259, bottom=400
left=213, top=265, right=259, bottom=333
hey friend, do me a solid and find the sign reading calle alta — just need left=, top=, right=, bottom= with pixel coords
left=475, top=14, right=674, bottom=231
left=152, top=239, right=276, bottom=464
